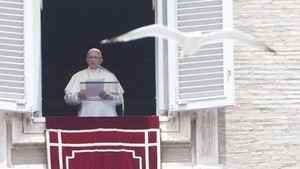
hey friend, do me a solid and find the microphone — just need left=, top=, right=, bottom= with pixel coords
left=122, top=96, right=125, bottom=116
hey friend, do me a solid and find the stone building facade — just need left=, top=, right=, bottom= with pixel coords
left=220, top=0, right=300, bottom=169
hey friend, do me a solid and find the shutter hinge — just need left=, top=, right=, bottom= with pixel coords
left=227, top=68, right=233, bottom=80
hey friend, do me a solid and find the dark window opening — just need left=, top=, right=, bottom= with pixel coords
left=41, top=0, right=155, bottom=116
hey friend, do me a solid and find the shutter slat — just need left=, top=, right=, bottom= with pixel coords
left=0, top=13, right=23, bottom=21
left=178, top=24, right=222, bottom=32
left=179, top=91, right=225, bottom=101
left=0, top=31, right=23, bottom=39
left=179, top=54, right=222, bottom=63
left=0, top=0, right=22, bottom=3
left=0, top=85, right=23, bottom=93
left=0, top=73, right=23, bottom=81
left=0, top=19, right=23, bottom=27
left=179, top=72, right=223, bottom=81
left=0, top=68, right=23, bottom=75
left=179, top=84, right=223, bottom=94
left=0, top=55, right=23, bottom=63
left=0, top=43, right=23, bottom=51
left=0, top=8, right=23, bottom=15
left=0, top=58, right=23, bottom=65
left=178, top=18, right=222, bottom=27
left=178, top=6, right=222, bottom=15
left=177, top=0, right=222, bottom=7
left=179, top=78, right=223, bottom=87
left=177, top=12, right=222, bottom=23
left=179, top=60, right=223, bottom=69
left=0, top=92, right=24, bottom=100
left=179, top=66, right=223, bottom=75
left=0, top=37, right=23, bottom=45
left=0, top=25, right=23, bottom=33
left=0, top=49, right=23, bottom=57
left=0, top=1, right=23, bottom=8
left=0, top=62, right=23, bottom=69
left=0, top=79, right=23, bottom=87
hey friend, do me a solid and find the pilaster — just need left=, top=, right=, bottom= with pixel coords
left=0, top=113, right=7, bottom=167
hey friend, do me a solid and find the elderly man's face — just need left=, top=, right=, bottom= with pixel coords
left=86, top=51, right=103, bottom=69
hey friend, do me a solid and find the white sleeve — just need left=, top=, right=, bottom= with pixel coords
left=109, top=93, right=124, bottom=106
left=64, top=92, right=82, bottom=105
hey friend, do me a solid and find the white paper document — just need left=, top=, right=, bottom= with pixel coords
left=85, top=79, right=104, bottom=97
left=80, top=79, right=120, bottom=100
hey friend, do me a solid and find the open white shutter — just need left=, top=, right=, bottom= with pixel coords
left=167, top=0, right=234, bottom=112
left=0, top=0, right=41, bottom=113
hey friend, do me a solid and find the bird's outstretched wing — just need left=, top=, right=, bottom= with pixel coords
left=101, top=24, right=187, bottom=44
left=101, top=24, right=276, bottom=55
left=201, top=30, right=276, bottom=53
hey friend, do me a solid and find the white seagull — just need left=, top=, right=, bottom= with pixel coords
left=101, top=24, right=276, bottom=57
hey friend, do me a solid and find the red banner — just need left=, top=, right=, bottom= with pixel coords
left=46, top=116, right=160, bottom=169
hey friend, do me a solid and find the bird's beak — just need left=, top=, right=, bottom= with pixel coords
left=268, top=47, right=277, bottom=53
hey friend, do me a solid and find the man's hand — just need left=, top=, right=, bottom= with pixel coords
left=99, top=91, right=112, bottom=100
left=78, top=90, right=87, bottom=100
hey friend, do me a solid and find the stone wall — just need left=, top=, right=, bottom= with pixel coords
left=221, top=0, right=300, bottom=169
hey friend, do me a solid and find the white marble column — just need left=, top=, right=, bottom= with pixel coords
left=0, top=113, right=7, bottom=167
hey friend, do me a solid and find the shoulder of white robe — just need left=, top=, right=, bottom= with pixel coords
left=65, top=68, right=88, bottom=93
left=99, top=66, right=112, bottom=74
left=99, top=66, right=124, bottom=92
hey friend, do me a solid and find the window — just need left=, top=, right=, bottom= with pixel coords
left=41, top=0, right=155, bottom=116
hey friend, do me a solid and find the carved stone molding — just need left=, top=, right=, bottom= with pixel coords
left=160, top=112, right=192, bottom=143
left=11, top=113, right=45, bottom=145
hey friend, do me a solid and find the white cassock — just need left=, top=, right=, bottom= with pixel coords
left=64, top=66, right=124, bottom=117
